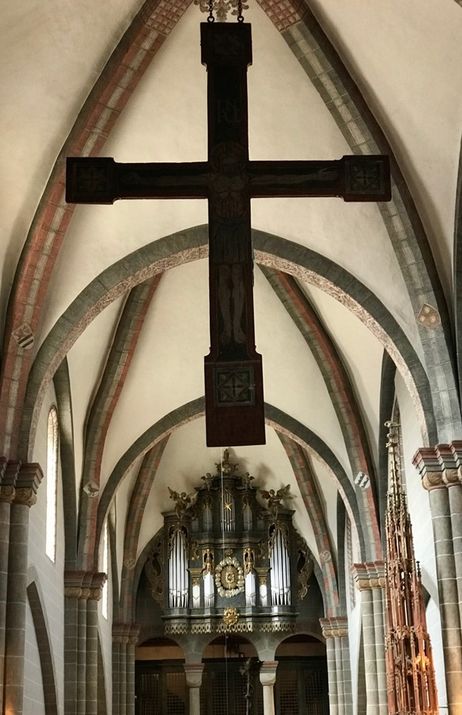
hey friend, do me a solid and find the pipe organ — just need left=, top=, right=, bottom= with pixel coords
left=160, top=451, right=312, bottom=635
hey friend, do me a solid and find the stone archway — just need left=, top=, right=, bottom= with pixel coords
left=274, top=634, right=328, bottom=715
left=135, top=636, right=187, bottom=715
left=202, top=635, right=262, bottom=715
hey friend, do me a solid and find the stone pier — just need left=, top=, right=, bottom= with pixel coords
left=414, top=442, right=462, bottom=715
left=320, top=616, right=353, bottom=715
left=353, top=561, right=387, bottom=715
left=3, top=463, right=43, bottom=715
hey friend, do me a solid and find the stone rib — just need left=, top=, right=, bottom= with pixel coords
left=20, top=227, right=436, bottom=463
left=53, top=359, right=78, bottom=569
left=0, top=0, right=192, bottom=458
left=118, top=439, right=168, bottom=621
left=94, top=397, right=366, bottom=569
left=278, top=432, right=339, bottom=617
left=257, top=0, right=460, bottom=441
left=262, top=267, right=381, bottom=560
left=78, top=275, right=161, bottom=568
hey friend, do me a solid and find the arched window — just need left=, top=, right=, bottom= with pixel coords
left=101, top=519, right=109, bottom=619
left=46, top=407, right=58, bottom=562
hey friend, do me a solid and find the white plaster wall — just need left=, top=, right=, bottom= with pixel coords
left=427, top=596, right=448, bottom=714
left=66, top=295, right=124, bottom=496
left=0, top=0, right=143, bottom=327
left=28, top=381, right=66, bottom=714
left=101, top=259, right=351, bottom=487
left=346, top=514, right=362, bottom=715
left=24, top=600, right=46, bottom=715
left=114, top=464, right=140, bottom=587
left=302, top=282, right=388, bottom=464
left=308, top=0, right=462, bottom=299
left=348, top=599, right=362, bottom=715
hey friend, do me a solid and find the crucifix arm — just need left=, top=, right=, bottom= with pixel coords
left=66, top=157, right=209, bottom=204
left=249, top=155, right=391, bottom=202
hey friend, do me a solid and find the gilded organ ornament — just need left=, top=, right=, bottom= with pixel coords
left=223, top=607, right=240, bottom=629
left=161, top=451, right=313, bottom=635
left=215, top=555, right=244, bottom=597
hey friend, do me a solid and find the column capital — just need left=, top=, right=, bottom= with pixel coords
left=352, top=561, right=385, bottom=590
left=414, top=442, right=462, bottom=490
left=259, top=661, right=278, bottom=687
left=128, top=624, right=140, bottom=646
left=0, top=460, right=20, bottom=502
left=184, top=663, right=204, bottom=688
left=88, top=572, right=106, bottom=600
left=64, top=570, right=106, bottom=599
left=320, top=616, right=348, bottom=638
left=13, top=462, right=43, bottom=507
left=112, top=622, right=131, bottom=644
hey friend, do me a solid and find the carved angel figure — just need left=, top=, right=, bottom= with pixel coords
left=260, top=484, right=291, bottom=516
left=201, top=472, right=214, bottom=490
left=168, top=487, right=192, bottom=517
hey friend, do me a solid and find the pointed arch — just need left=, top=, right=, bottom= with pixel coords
left=21, top=227, right=436, bottom=463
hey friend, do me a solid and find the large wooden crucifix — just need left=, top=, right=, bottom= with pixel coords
left=66, top=22, right=391, bottom=448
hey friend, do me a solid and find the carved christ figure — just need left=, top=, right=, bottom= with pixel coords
left=210, top=142, right=248, bottom=347
left=66, top=21, right=390, bottom=447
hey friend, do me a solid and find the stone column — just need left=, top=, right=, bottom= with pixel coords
left=184, top=663, right=204, bottom=715
left=86, top=573, right=106, bottom=715
left=127, top=625, right=139, bottom=715
left=77, top=578, right=91, bottom=715
left=321, top=621, right=339, bottom=715
left=119, top=633, right=127, bottom=715
left=372, top=588, right=386, bottom=710
left=0, top=459, right=18, bottom=708
left=3, top=463, right=42, bottom=715
left=112, top=636, right=121, bottom=715
left=414, top=443, right=462, bottom=715
left=353, top=562, right=386, bottom=715
left=64, top=571, right=86, bottom=715
left=340, top=630, right=353, bottom=715
left=259, top=661, right=278, bottom=715
left=113, top=622, right=131, bottom=715
left=321, top=616, right=352, bottom=715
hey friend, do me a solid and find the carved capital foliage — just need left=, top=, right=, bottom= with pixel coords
left=0, top=460, right=20, bottom=502
left=88, top=572, right=107, bottom=601
left=353, top=561, right=385, bottom=590
left=320, top=616, right=348, bottom=638
left=13, top=463, right=43, bottom=507
left=128, top=624, right=140, bottom=646
left=0, top=485, right=15, bottom=504
left=113, top=622, right=132, bottom=644
left=64, top=570, right=106, bottom=600
left=414, top=442, right=462, bottom=490
left=64, top=570, right=85, bottom=597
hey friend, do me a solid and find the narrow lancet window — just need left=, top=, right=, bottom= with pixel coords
left=101, top=519, right=109, bottom=619
left=46, top=407, right=59, bottom=562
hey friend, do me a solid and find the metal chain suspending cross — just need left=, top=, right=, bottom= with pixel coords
left=194, top=0, right=249, bottom=22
